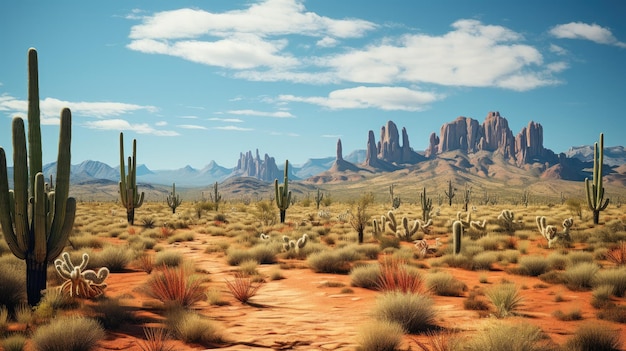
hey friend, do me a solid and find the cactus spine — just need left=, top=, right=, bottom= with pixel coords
left=452, top=220, right=463, bottom=255
left=0, top=48, right=76, bottom=306
left=585, top=133, right=609, bottom=225
left=119, top=132, right=144, bottom=225
left=274, top=160, right=291, bottom=223
left=166, top=183, right=182, bottom=214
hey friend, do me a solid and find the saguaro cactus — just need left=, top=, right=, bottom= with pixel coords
left=274, top=160, right=291, bottom=223
left=314, top=188, right=324, bottom=210
left=452, top=220, right=463, bottom=255
left=166, top=183, right=182, bottom=214
left=0, top=48, right=76, bottom=306
left=210, top=181, right=222, bottom=211
left=119, top=132, right=144, bottom=225
left=585, top=133, right=609, bottom=225
left=444, top=180, right=456, bottom=206
left=419, top=187, right=433, bottom=222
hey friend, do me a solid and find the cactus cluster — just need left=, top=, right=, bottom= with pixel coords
left=0, top=48, right=76, bottom=306
left=585, top=133, right=609, bottom=225
left=119, top=132, right=144, bottom=225
left=54, top=252, right=109, bottom=299
left=497, top=209, right=516, bottom=234
left=166, top=183, right=182, bottom=214
left=282, top=234, right=308, bottom=253
left=536, top=216, right=573, bottom=248
left=274, top=160, right=291, bottom=223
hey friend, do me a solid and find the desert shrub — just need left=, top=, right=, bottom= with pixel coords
left=591, top=285, right=615, bottom=309
left=0, top=305, right=8, bottom=331
left=154, top=250, right=184, bottom=267
left=32, top=316, right=105, bottom=351
left=238, top=259, right=259, bottom=276
left=486, top=283, right=523, bottom=318
left=38, top=287, right=78, bottom=311
left=431, top=253, right=472, bottom=270
left=605, top=242, right=626, bottom=266
left=225, top=272, right=264, bottom=304
left=552, top=308, right=583, bottom=321
left=378, top=236, right=400, bottom=250
left=597, top=305, right=626, bottom=324
left=517, top=255, right=550, bottom=276
left=461, top=320, right=546, bottom=351
left=593, top=267, right=626, bottom=297
left=166, top=231, right=195, bottom=244
left=564, top=323, right=621, bottom=351
left=377, top=258, right=424, bottom=294
left=144, top=265, right=206, bottom=308
left=205, top=288, right=229, bottom=306
left=350, top=264, right=381, bottom=290
left=138, top=327, right=176, bottom=351
left=307, top=250, right=352, bottom=274
left=69, top=234, right=103, bottom=249
left=565, top=262, right=599, bottom=291
left=426, top=271, right=467, bottom=296
left=547, top=252, right=568, bottom=270
left=538, top=270, right=566, bottom=285
left=249, top=244, right=279, bottom=264
left=226, top=248, right=253, bottom=266
left=134, top=253, right=155, bottom=274
left=476, top=235, right=499, bottom=251
left=14, top=304, right=32, bottom=325
left=165, top=309, right=223, bottom=345
left=1, top=334, right=27, bottom=351
left=354, top=243, right=381, bottom=259
left=471, top=251, right=498, bottom=270
left=372, top=292, right=436, bottom=333
left=93, top=245, right=133, bottom=272
left=0, top=263, right=26, bottom=314
left=567, top=251, right=594, bottom=266
left=356, top=319, right=404, bottom=351
left=498, top=250, right=520, bottom=264
left=463, top=290, right=490, bottom=311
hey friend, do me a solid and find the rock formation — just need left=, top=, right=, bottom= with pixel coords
left=331, top=139, right=363, bottom=173
left=234, top=149, right=280, bottom=182
left=425, top=111, right=558, bottom=166
left=365, top=121, right=424, bottom=170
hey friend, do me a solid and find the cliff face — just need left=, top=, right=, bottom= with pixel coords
left=365, top=120, right=424, bottom=169
left=425, top=111, right=557, bottom=166
left=234, top=149, right=280, bottom=182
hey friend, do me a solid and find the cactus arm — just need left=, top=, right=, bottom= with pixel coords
left=48, top=108, right=71, bottom=250
left=0, top=148, right=25, bottom=259
left=27, top=48, right=42, bottom=196
left=119, top=133, right=127, bottom=206
left=48, top=197, right=75, bottom=260
left=12, top=117, right=30, bottom=254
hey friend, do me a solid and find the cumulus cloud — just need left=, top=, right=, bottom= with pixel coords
left=0, top=95, right=157, bottom=125
left=227, top=109, right=294, bottom=118
left=83, top=119, right=179, bottom=136
left=279, top=86, right=441, bottom=111
left=324, top=19, right=560, bottom=91
left=550, top=22, right=626, bottom=48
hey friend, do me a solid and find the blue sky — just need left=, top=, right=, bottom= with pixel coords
left=1, top=0, right=625, bottom=170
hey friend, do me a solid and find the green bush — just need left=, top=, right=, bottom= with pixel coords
left=356, top=319, right=404, bottom=351
left=564, top=323, right=621, bottom=351
left=372, top=292, right=436, bottom=333
left=426, top=271, right=467, bottom=296
left=32, top=316, right=105, bottom=351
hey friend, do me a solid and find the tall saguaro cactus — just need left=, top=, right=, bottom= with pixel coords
left=119, top=132, right=144, bottom=225
left=166, top=183, right=182, bottom=214
left=0, top=48, right=76, bottom=306
left=444, top=180, right=456, bottom=206
left=585, top=133, right=609, bottom=225
left=274, top=160, right=291, bottom=223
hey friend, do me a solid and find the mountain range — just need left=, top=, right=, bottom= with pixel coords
left=4, top=112, right=626, bottom=196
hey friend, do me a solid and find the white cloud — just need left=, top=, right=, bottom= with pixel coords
left=128, top=0, right=376, bottom=40
left=317, top=36, right=338, bottom=48
left=279, top=86, right=441, bottom=111
left=0, top=95, right=157, bottom=125
left=155, top=121, right=167, bottom=126
left=178, top=124, right=207, bottom=130
left=209, top=117, right=243, bottom=123
left=549, top=44, right=568, bottom=55
left=83, top=119, right=179, bottom=136
left=550, top=22, right=626, bottom=48
left=321, top=134, right=342, bottom=138
left=213, top=125, right=253, bottom=131
left=227, top=109, right=294, bottom=118
left=324, top=19, right=560, bottom=91
left=178, top=115, right=198, bottom=119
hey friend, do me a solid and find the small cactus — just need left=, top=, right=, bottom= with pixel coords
left=274, top=160, right=291, bottom=223
left=444, top=180, right=456, bottom=206
left=54, top=252, right=109, bottom=299
left=452, top=220, right=463, bottom=255
left=497, top=209, right=516, bottom=234
left=166, top=183, right=182, bottom=214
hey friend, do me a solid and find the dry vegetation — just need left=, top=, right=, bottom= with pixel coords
left=1, top=194, right=626, bottom=350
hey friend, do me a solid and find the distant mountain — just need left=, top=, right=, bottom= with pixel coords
left=292, top=157, right=334, bottom=179
left=565, top=145, right=626, bottom=167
